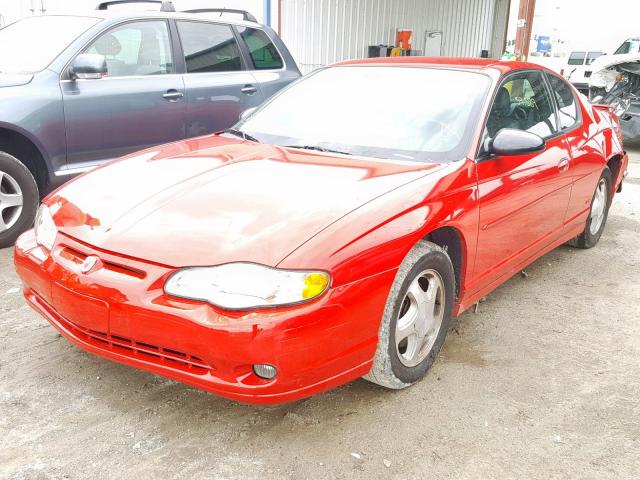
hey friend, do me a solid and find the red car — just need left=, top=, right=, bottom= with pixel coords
left=14, top=58, right=628, bottom=404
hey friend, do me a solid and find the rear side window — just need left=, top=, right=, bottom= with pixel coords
left=238, top=27, right=283, bottom=70
left=547, top=75, right=579, bottom=130
left=568, top=51, right=585, bottom=66
left=177, top=21, right=242, bottom=73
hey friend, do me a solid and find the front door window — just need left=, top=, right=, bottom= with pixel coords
left=486, top=71, right=558, bottom=139
left=85, top=20, right=173, bottom=77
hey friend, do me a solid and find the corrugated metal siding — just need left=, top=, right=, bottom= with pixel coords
left=281, top=0, right=502, bottom=74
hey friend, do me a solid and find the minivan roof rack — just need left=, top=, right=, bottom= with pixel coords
left=182, top=8, right=257, bottom=23
left=96, top=0, right=175, bottom=12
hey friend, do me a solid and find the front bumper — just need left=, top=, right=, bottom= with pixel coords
left=15, top=231, right=395, bottom=404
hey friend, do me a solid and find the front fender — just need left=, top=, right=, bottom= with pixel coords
left=0, top=70, right=66, bottom=175
left=277, top=159, right=479, bottom=290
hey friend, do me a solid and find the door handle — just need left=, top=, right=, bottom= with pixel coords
left=558, top=157, right=570, bottom=173
left=163, top=89, right=184, bottom=101
left=241, top=84, right=257, bottom=95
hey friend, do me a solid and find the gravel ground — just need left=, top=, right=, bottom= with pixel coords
left=1, top=149, right=639, bottom=480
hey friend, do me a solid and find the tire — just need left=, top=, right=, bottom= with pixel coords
left=571, top=167, right=612, bottom=249
left=364, top=240, right=455, bottom=389
left=0, top=151, right=39, bottom=248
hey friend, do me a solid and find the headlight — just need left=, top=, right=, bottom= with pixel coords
left=34, top=204, right=57, bottom=250
left=164, top=262, right=330, bottom=310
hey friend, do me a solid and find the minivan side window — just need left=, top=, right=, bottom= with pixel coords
left=85, top=21, right=173, bottom=77
left=568, top=51, right=585, bottom=66
left=177, top=21, right=242, bottom=73
left=237, top=27, right=283, bottom=70
left=547, top=75, right=579, bottom=131
left=586, top=51, right=603, bottom=65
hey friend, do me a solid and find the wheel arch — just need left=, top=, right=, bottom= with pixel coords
left=0, top=124, right=51, bottom=193
left=422, top=225, right=466, bottom=300
left=606, top=153, right=623, bottom=195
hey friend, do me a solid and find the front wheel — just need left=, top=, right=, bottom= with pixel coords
left=571, top=167, right=612, bottom=249
left=364, top=241, right=455, bottom=389
left=0, top=151, right=39, bottom=248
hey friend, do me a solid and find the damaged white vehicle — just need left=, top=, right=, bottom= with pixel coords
left=589, top=38, right=640, bottom=141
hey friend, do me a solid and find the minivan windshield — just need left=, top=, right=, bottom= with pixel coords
left=0, top=16, right=100, bottom=74
left=238, top=66, right=491, bottom=162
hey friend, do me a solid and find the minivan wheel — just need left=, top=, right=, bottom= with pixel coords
left=0, top=151, right=39, bottom=248
left=364, top=241, right=455, bottom=389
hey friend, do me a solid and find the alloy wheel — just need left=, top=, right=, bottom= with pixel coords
left=395, top=269, right=445, bottom=367
left=589, top=178, right=607, bottom=236
left=0, top=170, right=24, bottom=232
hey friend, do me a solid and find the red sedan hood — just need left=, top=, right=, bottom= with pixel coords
left=49, top=136, right=443, bottom=267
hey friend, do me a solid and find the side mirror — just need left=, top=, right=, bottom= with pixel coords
left=69, top=54, right=107, bottom=80
left=239, top=107, right=257, bottom=121
left=489, top=128, right=545, bottom=156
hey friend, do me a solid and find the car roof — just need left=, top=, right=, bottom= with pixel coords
left=335, top=56, right=555, bottom=76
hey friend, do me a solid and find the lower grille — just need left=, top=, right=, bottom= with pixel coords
left=55, top=309, right=210, bottom=375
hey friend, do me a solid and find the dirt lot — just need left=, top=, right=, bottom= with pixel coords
left=1, top=150, right=639, bottom=480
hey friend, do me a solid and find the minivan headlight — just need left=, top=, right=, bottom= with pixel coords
left=34, top=204, right=57, bottom=250
left=164, top=263, right=330, bottom=310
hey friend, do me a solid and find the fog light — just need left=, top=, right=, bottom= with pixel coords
left=253, top=363, right=277, bottom=380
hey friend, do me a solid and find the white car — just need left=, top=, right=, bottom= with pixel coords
left=588, top=37, right=640, bottom=94
left=587, top=36, right=640, bottom=142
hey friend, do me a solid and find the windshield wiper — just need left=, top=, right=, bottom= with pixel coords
left=222, top=128, right=261, bottom=143
left=284, top=145, right=352, bottom=155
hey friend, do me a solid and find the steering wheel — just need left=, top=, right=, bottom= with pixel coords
left=511, top=105, right=528, bottom=122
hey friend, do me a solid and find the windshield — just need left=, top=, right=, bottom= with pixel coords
left=0, top=16, right=100, bottom=74
left=238, top=66, right=491, bottom=162
left=614, top=39, right=640, bottom=55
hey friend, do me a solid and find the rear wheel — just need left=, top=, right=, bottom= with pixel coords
left=0, top=151, right=39, bottom=248
left=364, top=241, right=455, bottom=389
left=571, top=167, right=612, bottom=249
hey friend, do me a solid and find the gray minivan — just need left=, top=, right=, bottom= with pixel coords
left=0, top=2, right=300, bottom=246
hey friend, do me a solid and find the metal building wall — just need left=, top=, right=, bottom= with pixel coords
left=280, top=0, right=504, bottom=74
